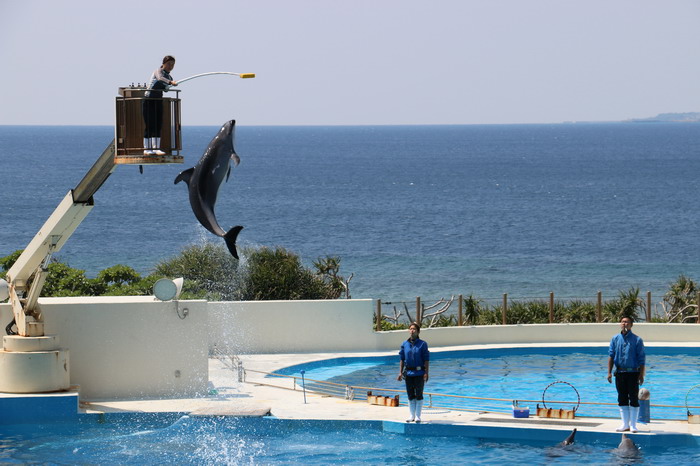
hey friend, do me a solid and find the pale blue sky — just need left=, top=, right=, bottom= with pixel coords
left=1, top=0, right=699, bottom=126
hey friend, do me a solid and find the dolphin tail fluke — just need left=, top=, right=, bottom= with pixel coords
left=224, top=225, right=244, bottom=259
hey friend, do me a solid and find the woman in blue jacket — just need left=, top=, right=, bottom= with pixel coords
left=398, top=322, right=430, bottom=422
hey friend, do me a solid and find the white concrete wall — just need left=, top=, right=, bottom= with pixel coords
left=1, top=297, right=208, bottom=400
left=4, top=297, right=700, bottom=401
left=375, top=322, right=700, bottom=352
left=208, top=300, right=700, bottom=353
left=208, top=299, right=377, bottom=353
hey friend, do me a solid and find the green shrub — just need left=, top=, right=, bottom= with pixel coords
left=558, top=299, right=597, bottom=323
left=238, top=246, right=344, bottom=300
left=663, top=275, right=698, bottom=323
left=154, top=242, right=240, bottom=300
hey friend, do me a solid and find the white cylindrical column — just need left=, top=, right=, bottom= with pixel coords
left=0, top=335, right=70, bottom=393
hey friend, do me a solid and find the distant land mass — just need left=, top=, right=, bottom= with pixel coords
left=628, top=112, right=700, bottom=122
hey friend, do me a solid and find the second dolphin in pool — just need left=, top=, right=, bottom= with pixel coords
left=556, top=428, right=576, bottom=447
left=546, top=428, right=577, bottom=457
left=175, top=120, right=243, bottom=258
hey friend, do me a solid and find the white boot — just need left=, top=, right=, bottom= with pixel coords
left=406, top=399, right=416, bottom=422
left=415, top=399, right=424, bottom=423
left=629, top=406, right=640, bottom=432
left=143, top=138, right=155, bottom=155
left=616, top=406, right=630, bottom=432
left=152, top=137, right=166, bottom=155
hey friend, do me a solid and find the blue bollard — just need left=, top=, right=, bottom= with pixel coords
left=638, top=388, right=650, bottom=423
left=638, top=399, right=650, bottom=423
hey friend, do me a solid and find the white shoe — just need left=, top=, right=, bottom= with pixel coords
left=406, top=399, right=416, bottom=422
left=629, top=406, right=640, bottom=432
left=616, top=406, right=630, bottom=432
left=415, top=399, right=424, bottom=423
left=143, top=137, right=155, bottom=155
left=151, top=137, right=166, bottom=155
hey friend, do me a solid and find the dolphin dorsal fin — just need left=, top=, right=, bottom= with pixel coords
left=174, top=167, right=195, bottom=186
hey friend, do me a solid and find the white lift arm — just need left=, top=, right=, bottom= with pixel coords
left=5, top=141, right=117, bottom=336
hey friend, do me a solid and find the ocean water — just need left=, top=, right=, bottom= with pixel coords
left=1, top=123, right=699, bottom=303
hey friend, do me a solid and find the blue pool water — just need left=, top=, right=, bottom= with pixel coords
left=1, top=416, right=699, bottom=465
left=278, top=347, right=700, bottom=420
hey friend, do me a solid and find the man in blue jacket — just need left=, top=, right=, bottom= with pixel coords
left=607, top=316, right=646, bottom=432
left=398, top=322, right=430, bottom=423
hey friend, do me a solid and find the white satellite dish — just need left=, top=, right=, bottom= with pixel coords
left=0, top=279, right=8, bottom=302
left=153, top=277, right=184, bottom=301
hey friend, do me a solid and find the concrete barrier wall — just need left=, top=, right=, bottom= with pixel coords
left=208, top=299, right=377, bottom=353
left=208, top=300, right=700, bottom=353
left=4, top=298, right=700, bottom=400
left=375, top=322, right=700, bottom=352
left=1, top=297, right=208, bottom=400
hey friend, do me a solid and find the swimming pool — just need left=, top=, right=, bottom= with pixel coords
left=1, top=415, right=698, bottom=465
left=276, top=347, right=700, bottom=420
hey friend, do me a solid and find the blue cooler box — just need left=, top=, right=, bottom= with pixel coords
left=512, top=406, right=530, bottom=418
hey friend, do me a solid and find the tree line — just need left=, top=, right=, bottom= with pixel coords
left=0, top=244, right=350, bottom=301
left=2, top=247, right=696, bottom=329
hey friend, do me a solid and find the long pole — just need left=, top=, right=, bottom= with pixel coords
left=549, top=292, right=554, bottom=323
left=177, top=71, right=255, bottom=84
left=300, top=370, right=307, bottom=404
left=458, top=294, right=463, bottom=326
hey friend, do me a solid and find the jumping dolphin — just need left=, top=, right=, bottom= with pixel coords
left=175, top=120, right=243, bottom=258
left=556, top=428, right=576, bottom=447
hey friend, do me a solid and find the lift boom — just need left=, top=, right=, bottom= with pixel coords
left=5, top=141, right=117, bottom=336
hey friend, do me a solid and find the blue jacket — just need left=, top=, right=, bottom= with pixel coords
left=609, top=330, right=645, bottom=371
left=399, top=338, right=429, bottom=377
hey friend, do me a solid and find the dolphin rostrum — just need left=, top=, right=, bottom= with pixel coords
left=612, top=433, right=641, bottom=460
left=175, top=120, right=243, bottom=258
left=616, top=433, right=637, bottom=451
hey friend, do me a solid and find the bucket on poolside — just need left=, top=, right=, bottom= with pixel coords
left=686, top=385, right=700, bottom=424
left=638, top=387, right=650, bottom=424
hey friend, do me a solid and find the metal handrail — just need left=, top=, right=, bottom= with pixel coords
left=238, top=367, right=700, bottom=416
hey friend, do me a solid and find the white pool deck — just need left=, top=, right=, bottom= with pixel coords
left=77, top=346, right=700, bottom=445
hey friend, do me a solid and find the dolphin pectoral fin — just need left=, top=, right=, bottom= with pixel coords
left=223, top=225, right=244, bottom=259
left=174, top=167, right=195, bottom=185
left=226, top=165, right=231, bottom=182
